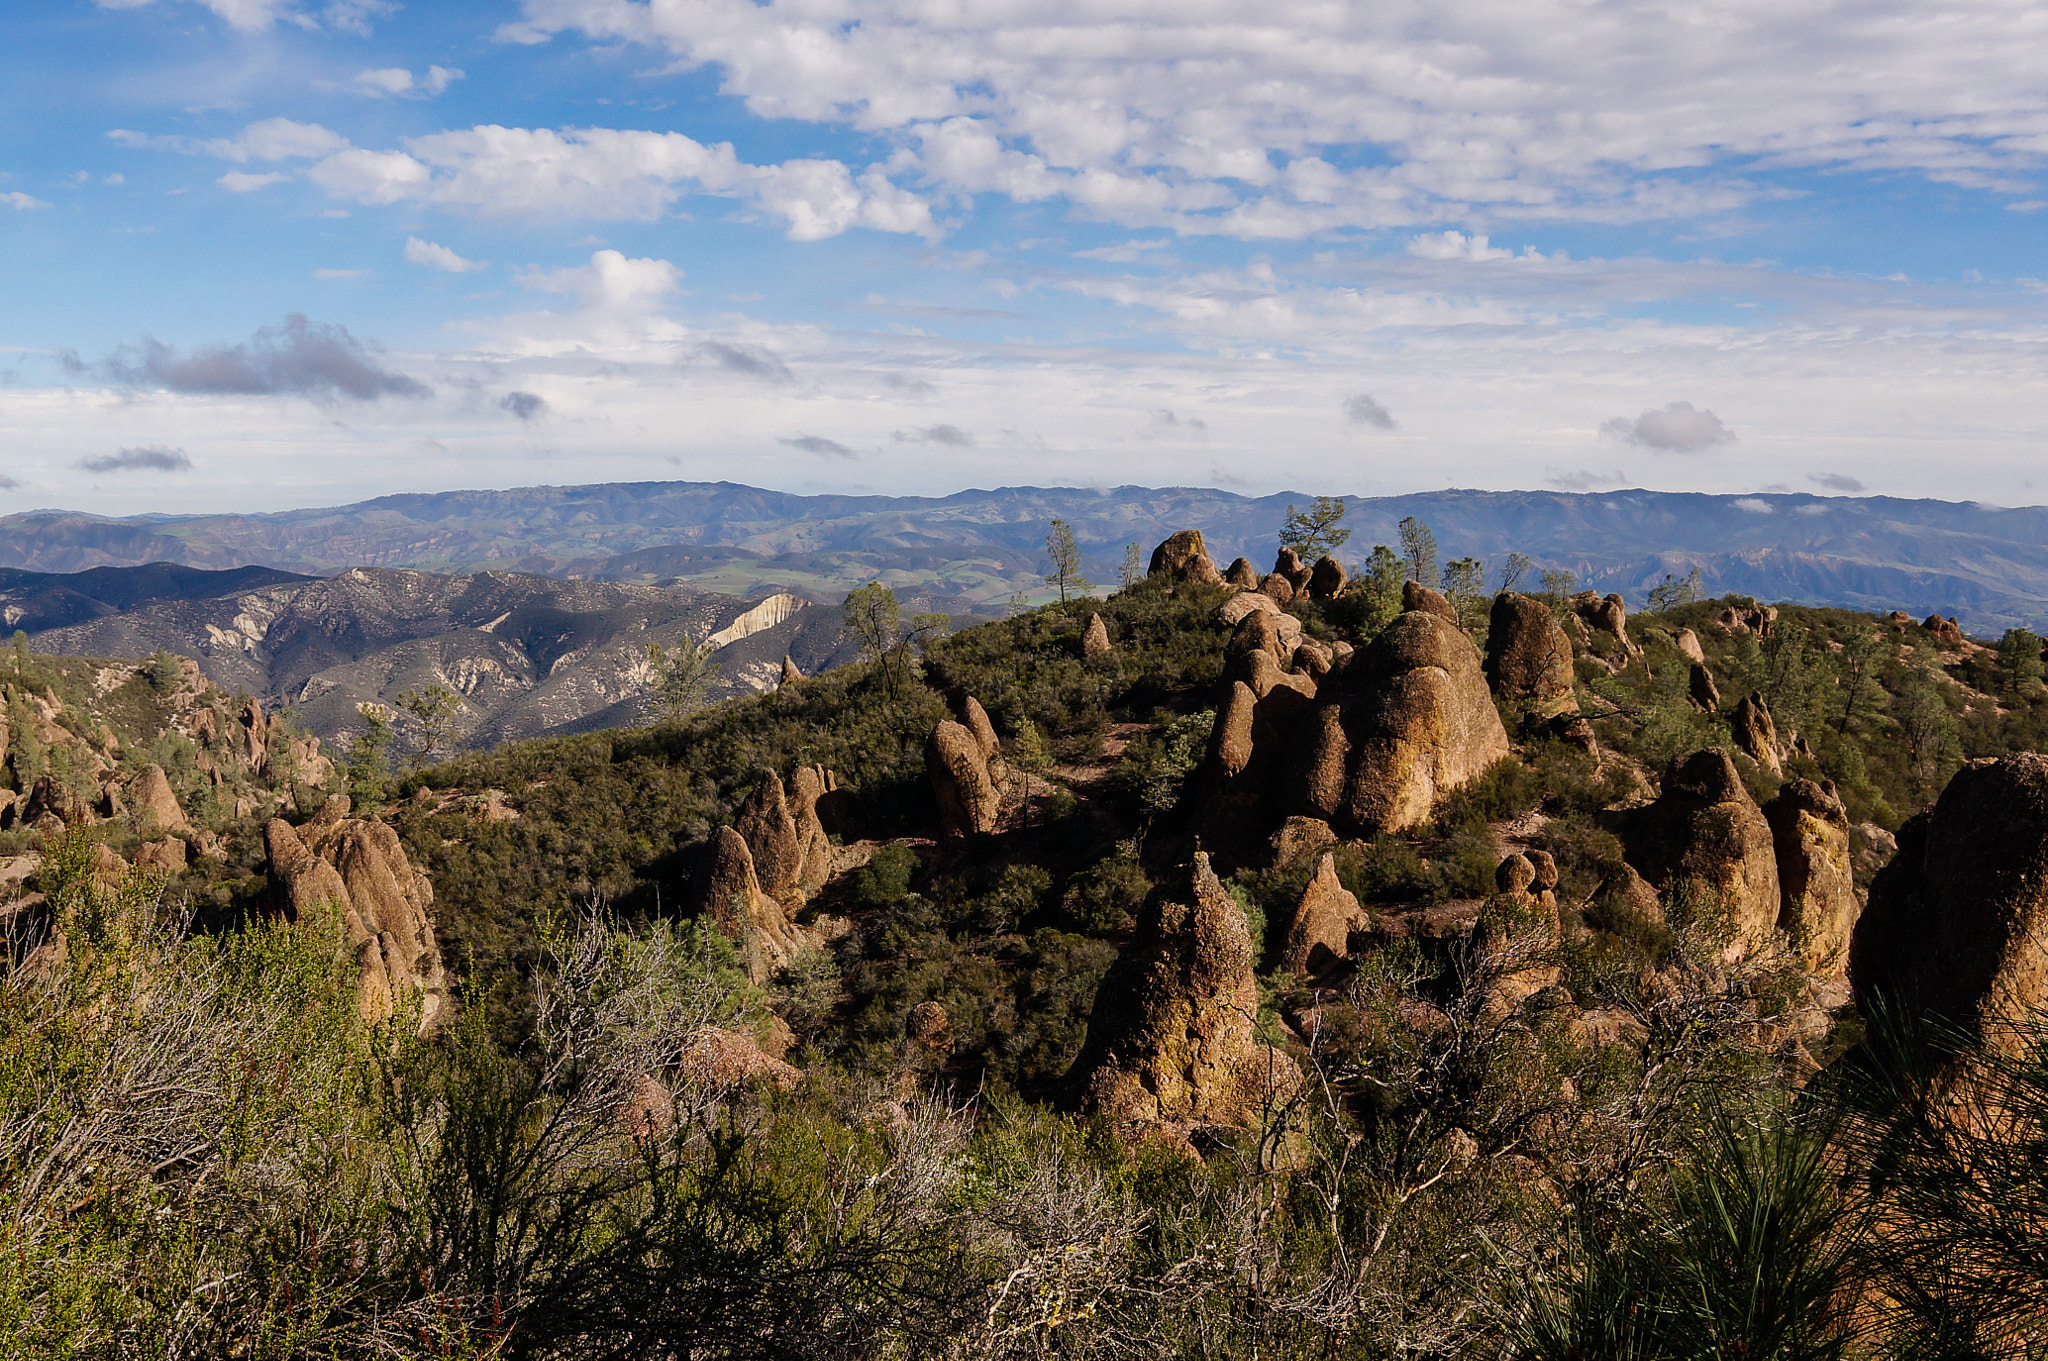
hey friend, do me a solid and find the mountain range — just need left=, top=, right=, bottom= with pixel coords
left=5, top=482, right=2047, bottom=635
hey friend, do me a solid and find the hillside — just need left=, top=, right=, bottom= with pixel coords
left=2, top=528, right=2047, bottom=1356
left=6, top=480, right=2048, bottom=634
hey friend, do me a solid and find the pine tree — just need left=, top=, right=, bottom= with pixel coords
left=1279, top=496, right=1352, bottom=561
left=1398, top=515, right=1438, bottom=588
left=1045, top=518, right=1092, bottom=603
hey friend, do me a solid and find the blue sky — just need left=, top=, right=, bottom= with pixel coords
left=3, top=0, right=2047, bottom=516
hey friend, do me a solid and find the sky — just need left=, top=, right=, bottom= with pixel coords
left=2, top=0, right=2047, bottom=517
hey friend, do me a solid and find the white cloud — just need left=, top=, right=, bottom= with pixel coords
left=1601, top=402, right=1738, bottom=452
left=403, top=236, right=487, bottom=273
left=312, top=268, right=367, bottom=279
left=1407, top=231, right=1513, bottom=262
left=218, top=171, right=288, bottom=192
left=1732, top=497, right=1775, bottom=514
left=2, top=192, right=49, bottom=210
left=516, top=249, right=680, bottom=310
left=95, top=0, right=388, bottom=32
left=110, top=118, right=351, bottom=164
left=1344, top=394, right=1396, bottom=429
left=353, top=65, right=463, bottom=98
left=501, top=0, right=2048, bottom=237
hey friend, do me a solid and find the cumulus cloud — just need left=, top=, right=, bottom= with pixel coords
left=1407, top=231, right=1514, bottom=262
left=1547, top=467, right=1630, bottom=491
left=110, top=117, right=351, bottom=164
left=79, top=445, right=192, bottom=473
left=1809, top=471, right=1865, bottom=492
left=353, top=65, right=462, bottom=98
left=3, top=192, right=49, bottom=211
left=893, top=423, right=974, bottom=446
left=1343, top=393, right=1396, bottom=429
left=404, top=236, right=487, bottom=272
left=499, top=391, right=547, bottom=420
left=1733, top=497, right=1775, bottom=513
left=695, top=341, right=791, bottom=381
left=104, top=314, right=428, bottom=400
left=1600, top=402, right=1736, bottom=452
left=780, top=433, right=855, bottom=458
left=517, top=249, right=679, bottom=309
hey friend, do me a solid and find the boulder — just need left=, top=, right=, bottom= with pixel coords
left=1731, top=691, right=1781, bottom=775
left=1923, top=615, right=1964, bottom=646
left=1269, top=815, right=1336, bottom=866
left=1688, top=662, right=1722, bottom=713
left=1885, top=610, right=1913, bottom=632
left=239, top=697, right=269, bottom=772
left=677, top=1027, right=802, bottom=1094
left=1484, top=592, right=1575, bottom=711
left=1402, top=580, right=1458, bottom=624
left=961, top=695, right=1002, bottom=765
left=23, top=775, right=93, bottom=829
left=1476, top=853, right=1562, bottom=1012
left=1618, top=749, right=1780, bottom=959
left=136, top=837, right=187, bottom=874
left=1572, top=592, right=1639, bottom=658
left=788, top=765, right=836, bottom=897
left=1218, top=591, right=1280, bottom=627
left=926, top=721, right=1000, bottom=839
left=736, top=771, right=804, bottom=905
left=1278, top=852, right=1367, bottom=975
left=1148, top=530, right=1224, bottom=586
left=1223, top=557, right=1260, bottom=589
left=1227, top=610, right=1292, bottom=666
left=131, top=764, right=189, bottom=834
left=1320, top=609, right=1513, bottom=835
left=1274, top=547, right=1312, bottom=594
left=780, top=655, right=804, bottom=686
left=697, top=826, right=805, bottom=983
left=1308, top=555, right=1348, bottom=600
left=1070, top=854, right=1300, bottom=1129
left=1260, top=573, right=1297, bottom=607
left=1082, top=613, right=1112, bottom=658
left=1672, top=627, right=1707, bottom=665
left=1292, top=642, right=1332, bottom=679
left=1850, top=821, right=1897, bottom=883
left=1849, top=754, right=2048, bottom=1047
left=1763, top=778, right=1857, bottom=976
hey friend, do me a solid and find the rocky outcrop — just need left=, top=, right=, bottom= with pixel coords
left=1149, top=530, right=1224, bottom=587
left=927, top=721, right=1000, bottom=839
left=1475, top=852, right=1562, bottom=1013
left=1291, top=607, right=1512, bottom=836
left=697, top=825, right=806, bottom=983
left=1672, top=627, right=1706, bottom=665
left=1070, top=854, right=1299, bottom=1130
left=1849, top=754, right=2048, bottom=1047
left=1618, top=749, right=1780, bottom=959
left=1402, top=580, right=1458, bottom=624
left=1763, top=779, right=1857, bottom=976
left=136, top=837, right=187, bottom=874
left=1923, top=615, right=1964, bottom=646
left=1260, top=573, right=1297, bottom=607
left=677, top=1026, right=802, bottom=1094
left=1731, top=692, right=1781, bottom=775
left=1224, top=557, right=1260, bottom=589
left=1717, top=602, right=1778, bottom=637
left=1571, top=592, right=1638, bottom=655
left=131, top=764, right=189, bottom=834
left=238, top=697, right=269, bottom=773
left=788, top=765, right=836, bottom=897
left=1278, top=852, right=1367, bottom=975
left=1082, top=613, right=1112, bottom=658
left=735, top=771, right=803, bottom=905
left=1484, top=592, right=1575, bottom=713
left=1688, top=662, right=1722, bottom=713
left=1273, top=547, right=1311, bottom=595
left=265, top=805, right=447, bottom=1031
left=780, top=655, right=804, bottom=686
left=1308, top=556, right=1348, bottom=600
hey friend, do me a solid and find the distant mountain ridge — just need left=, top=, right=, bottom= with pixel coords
left=5, top=481, right=2048, bottom=633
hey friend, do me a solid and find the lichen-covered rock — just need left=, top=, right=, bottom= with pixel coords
left=1308, top=556, right=1348, bottom=600
left=1764, top=778, right=1857, bottom=975
left=1849, top=754, right=2048, bottom=1048
left=1673, top=627, right=1707, bottom=665
left=1688, top=662, right=1722, bottom=713
left=961, top=696, right=1002, bottom=766
left=789, top=765, right=836, bottom=897
left=1071, top=854, right=1300, bottom=1129
left=1218, top=590, right=1280, bottom=628
left=1148, top=530, right=1224, bottom=586
left=736, top=770, right=803, bottom=904
left=1732, top=691, right=1781, bottom=776
left=1484, top=592, right=1575, bottom=711
left=1224, top=557, right=1260, bottom=589
left=697, top=826, right=805, bottom=983
left=1260, top=573, right=1297, bottom=606
left=927, top=720, right=1000, bottom=839
left=1402, top=580, right=1458, bottom=624
left=1082, top=613, right=1112, bottom=658
left=1331, top=609, right=1513, bottom=835
left=131, top=763, right=189, bottom=834
left=1274, top=547, right=1312, bottom=594
left=1279, top=852, right=1367, bottom=975
left=1619, top=749, right=1781, bottom=959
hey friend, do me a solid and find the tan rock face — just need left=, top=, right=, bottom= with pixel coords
left=1850, top=754, right=2048, bottom=1047
left=1688, top=662, right=1722, bottom=713
left=788, top=765, right=836, bottom=897
left=1260, top=573, right=1297, bottom=606
left=697, top=826, right=804, bottom=983
left=1732, top=691, right=1781, bottom=775
left=1149, top=529, right=1224, bottom=586
left=736, top=771, right=803, bottom=904
left=1308, top=556, right=1348, bottom=600
left=1279, top=852, right=1367, bottom=975
left=264, top=808, right=447, bottom=1032
left=1620, top=749, right=1780, bottom=958
left=1923, top=615, right=1964, bottom=646
left=1334, top=610, right=1514, bottom=835
left=927, top=720, right=1000, bottom=839
left=131, top=764, right=189, bottom=834
left=962, top=696, right=1002, bottom=765
left=1071, top=854, right=1299, bottom=1128
left=1224, top=557, right=1260, bottom=589
left=1484, top=592, right=1575, bottom=708
left=136, top=837, right=187, bottom=874
left=780, top=654, right=805, bottom=686
left=1082, top=613, right=1112, bottom=658
left=1218, top=590, right=1279, bottom=628
left=1764, top=778, right=1857, bottom=976
left=1274, top=547, right=1312, bottom=593
left=1673, top=628, right=1707, bottom=665
left=1402, top=580, right=1458, bottom=624
left=1572, top=592, right=1637, bottom=655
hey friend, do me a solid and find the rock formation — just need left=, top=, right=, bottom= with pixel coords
left=131, top=763, right=189, bottom=834
left=1688, top=662, right=1722, bottom=713
left=697, top=825, right=807, bottom=983
left=780, top=655, right=804, bottom=686
left=1731, top=691, right=1781, bottom=775
left=961, top=695, right=1002, bottom=765
left=1763, top=779, right=1857, bottom=976
left=1484, top=592, right=1575, bottom=714
left=788, top=765, right=836, bottom=897
left=1308, top=556, right=1347, bottom=600
left=1148, top=530, right=1224, bottom=586
left=1923, top=615, right=1965, bottom=646
left=1402, top=580, right=1458, bottom=624
left=1717, top=603, right=1778, bottom=637
left=735, top=771, right=804, bottom=906
left=1274, top=547, right=1312, bottom=595
left=1475, top=852, right=1563, bottom=1013
left=1618, top=749, right=1780, bottom=959
left=265, top=804, right=447, bottom=1031
left=927, top=720, right=1000, bottom=839
left=1849, top=754, right=2048, bottom=1047
left=1571, top=592, right=1638, bottom=655
left=1672, top=627, right=1707, bottom=665
left=1071, top=854, right=1299, bottom=1129
left=1224, top=557, right=1260, bottom=589
left=1278, top=852, right=1367, bottom=975
left=1260, top=573, right=1297, bottom=606
left=136, top=837, right=187, bottom=874
left=1082, top=613, right=1112, bottom=658
left=238, top=697, right=269, bottom=773
left=1291, top=607, right=1512, bottom=836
